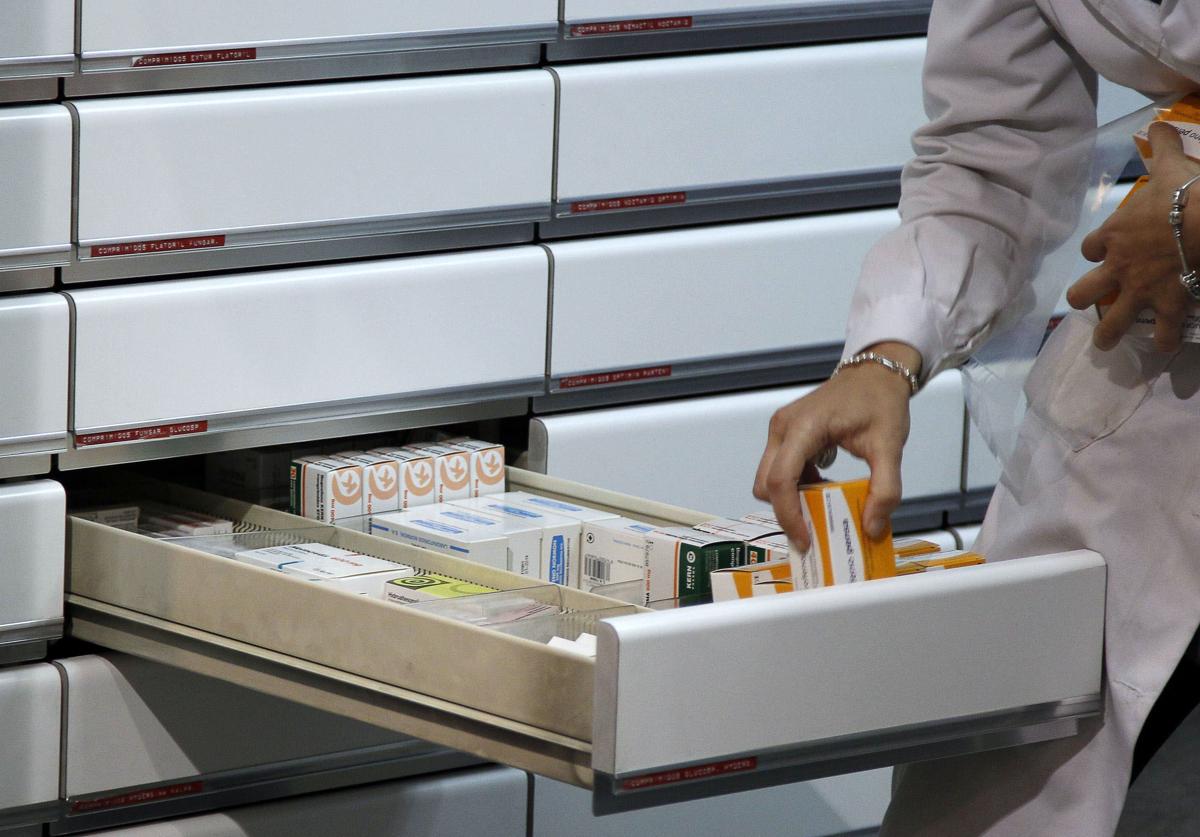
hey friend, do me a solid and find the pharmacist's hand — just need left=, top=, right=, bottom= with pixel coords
left=753, top=342, right=917, bottom=551
left=1067, top=121, right=1200, bottom=352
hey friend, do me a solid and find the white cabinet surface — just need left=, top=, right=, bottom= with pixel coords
left=0, top=294, right=69, bottom=458
left=0, top=664, right=61, bottom=812
left=0, top=105, right=72, bottom=276
left=0, top=480, right=65, bottom=643
left=547, top=211, right=896, bottom=386
left=68, top=247, right=549, bottom=445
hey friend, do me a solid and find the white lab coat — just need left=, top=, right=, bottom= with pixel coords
left=843, top=1, right=1200, bottom=834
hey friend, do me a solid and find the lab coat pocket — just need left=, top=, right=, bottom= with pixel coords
left=1025, top=313, right=1166, bottom=452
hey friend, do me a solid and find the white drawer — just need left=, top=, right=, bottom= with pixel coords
left=68, top=73, right=554, bottom=281
left=89, top=766, right=528, bottom=837
left=73, top=1, right=556, bottom=94
left=0, top=664, right=61, bottom=817
left=529, top=372, right=965, bottom=517
left=0, top=0, right=74, bottom=86
left=552, top=40, right=925, bottom=224
left=66, top=469, right=1104, bottom=813
left=547, top=211, right=897, bottom=393
left=64, top=248, right=548, bottom=464
left=0, top=480, right=65, bottom=659
left=58, top=653, right=475, bottom=828
left=0, top=294, right=69, bottom=459
left=0, top=105, right=72, bottom=284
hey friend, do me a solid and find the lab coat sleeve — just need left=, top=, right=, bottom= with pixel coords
left=843, top=0, right=1100, bottom=382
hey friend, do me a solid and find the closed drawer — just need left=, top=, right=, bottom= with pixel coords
left=0, top=294, right=69, bottom=458
left=547, top=211, right=896, bottom=396
left=88, top=766, right=528, bottom=837
left=549, top=40, right=925, bottom=231
left=64, top=247, right=548, bottom=464
left=0, top=0, right=74, bottom=83
left=68, top=73, right=555, bottom=281
left=0, top=664, right=61, bottom=819
left=0, top=105, right=72, bottom=283
left=73, top=1, right=556, bottom=93
left=529, top=372, right=965, bottom=518
left=66, top=468, right=1104, bottom=813
left=0, top=480, right=65, bottom=658
left=58, top=653, right=476, bottom=830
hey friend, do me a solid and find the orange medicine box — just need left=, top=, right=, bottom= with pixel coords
left=711, top=560, right=794, bottom=602
left=792, top=479, right=895, bottom=591
left=896, top=550, right=986, bottom=576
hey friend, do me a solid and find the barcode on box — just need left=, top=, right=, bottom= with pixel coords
left=586, top=555, right=611, bottom=584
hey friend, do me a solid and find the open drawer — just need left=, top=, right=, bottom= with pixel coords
left=66, top=468, right=1105, bottom=814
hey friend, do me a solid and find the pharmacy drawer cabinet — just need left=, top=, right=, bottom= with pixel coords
left=544, top=211, right=897, bottom=405
left=0, top=105, right=72, bottom=290
left=0, top=664, right=61, bottom=831
left=70, top=0, right=556, bottom=94
left=66, top=73, right=554, bottom=282
left=56, top=654, right=477, bottom=833
left=0, top=294, right=69, bottom=463
left=0, top=1, right=74, bottom=102
left=62, top=247, right=548, bottom=467
left=547, top=39, right=925, bottom=235
left=0, top=480, right=65, bottom=663
left=528, top=373, right=966, bottom=521
left=82, top=766, right=528, bottom=837
left=65, top=469, right=1105, bottom=813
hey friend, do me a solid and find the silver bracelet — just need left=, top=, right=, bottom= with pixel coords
left=1170, top=172, right=1200, bottom=301
left=832, top=352, right=920, bottom=395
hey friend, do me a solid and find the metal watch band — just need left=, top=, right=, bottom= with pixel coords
left=831, top=351, right=920, bottom=395
left=1170, top=172, right=1200, bottom=302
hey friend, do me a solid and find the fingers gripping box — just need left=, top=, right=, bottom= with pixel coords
left=792, top=480, right=895, bottom=591
left=369, top=447, right=437, bottom=510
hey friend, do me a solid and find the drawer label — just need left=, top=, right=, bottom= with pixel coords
left=621, top=757, right=758, bottom=791
left=558, top=365, right=672, bottom=389
left=132, top=48, right=258, bottom=68
left=570, top=17, right=693, bottom=37
left=70, top=780, right=205, bottom=813
left=90, top=235, right=227, bottom=259
left=570, top=192, right=686, bottom=214
left=76, top=421, right=209, bottom=448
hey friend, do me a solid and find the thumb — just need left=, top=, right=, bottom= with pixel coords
left=1147, top=120, right=1186, bottom=173
left=862, top=445, right=902, bottom=541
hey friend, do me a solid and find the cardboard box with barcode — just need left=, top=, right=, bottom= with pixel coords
left=711, top=560, right=795, bottom=602
left=138, top=503, right=234, bottom=538
left=789, top=479, right=895, bottom=591
left=331, top=451, right=401, bottom=515
left=1097, top=95, right=1200, bottom=341
left=452, top=496, right=580, bottom=584
left=235, top=542, right=406, bottom=583
left=580, top=516, right=657, bottom=592
left=369, top=504, right=539, bottom=575
left=896, top=549, right=986, bottom=576
left=290, top=456, right=364, bottom=523
left=695, top=517, right=786, bottom=564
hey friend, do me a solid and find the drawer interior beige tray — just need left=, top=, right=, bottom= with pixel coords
left=66, top=468, right=1106, bottom=814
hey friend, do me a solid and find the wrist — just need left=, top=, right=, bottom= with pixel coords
left=834, top=342, right=923, bottom=397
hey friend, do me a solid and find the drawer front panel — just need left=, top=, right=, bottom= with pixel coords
left=0, top=664, right=61, bottom=811
left=74, top=73, right=554, bottom=259
left=0, top=294, right=69, bottom=457
left=0, top=0, right=74, bottom=78
left=554, top=39, right=925, bottom=205
left=68, top=247, right=549, bottom=439
left=80, top=0, right=556, bottom=65
left=529, top=372, right=965, bottom=515
left=0, top=105, right=72, bottom=270
left=0, top=480, right=65, bottom=635
left=548, top=211, right=897, bottom=383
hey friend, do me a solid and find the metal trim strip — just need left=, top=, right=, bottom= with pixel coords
left=562, top=1, right=931, bottom=33
left=0, top=618, right=65, bottom=648
left=0, top=247, right=72, bottom=271
left=0, top=432, right=71, bottom=459
left=593, top=695, right=1101, bottom=814
left=0, top=55, right=75, bottom=80
left=0, top=801, right=62, bottom=831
